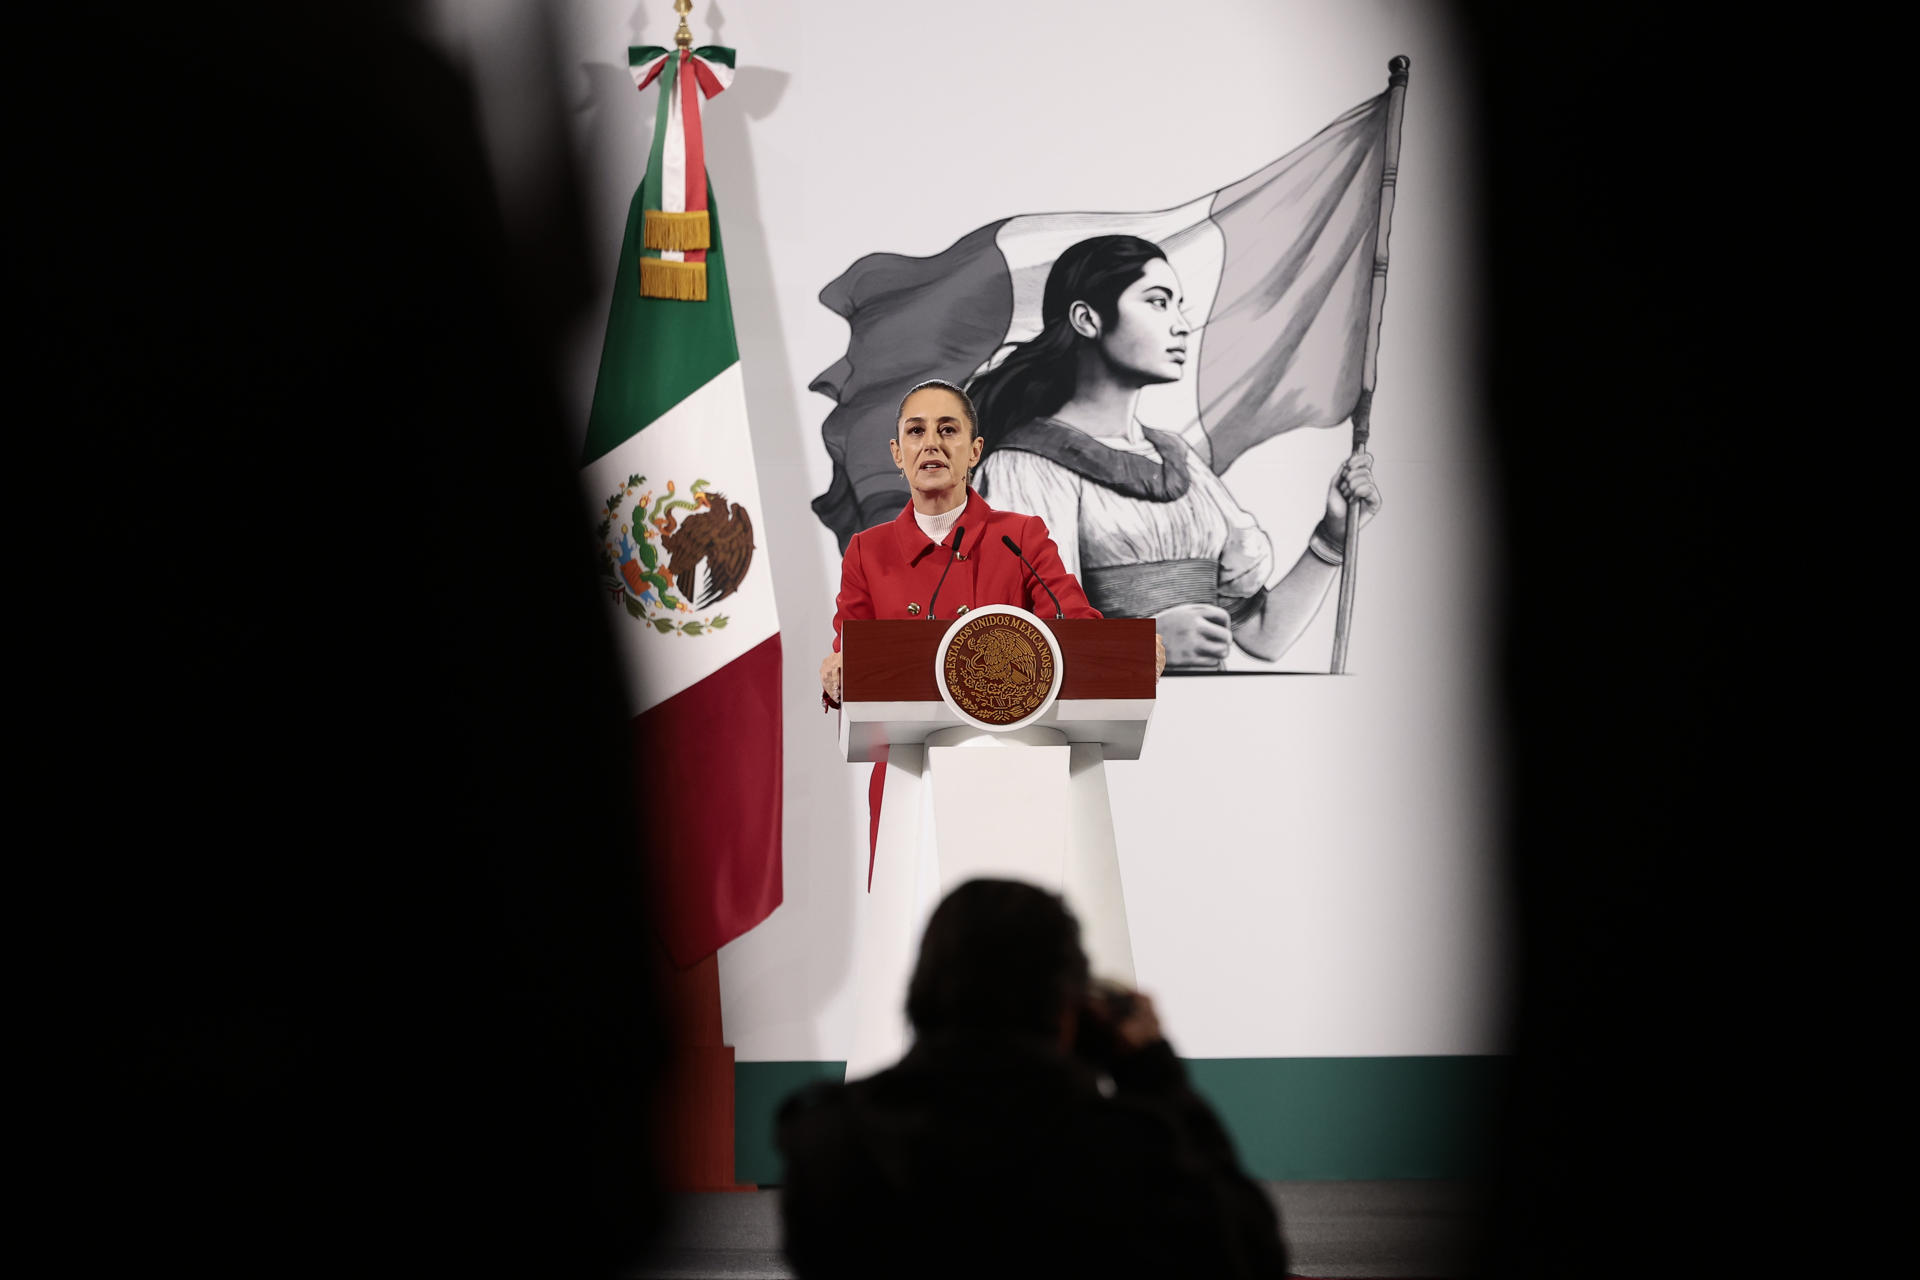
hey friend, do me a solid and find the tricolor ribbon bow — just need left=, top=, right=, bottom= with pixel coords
left=628, top=44, right=737, bottom=301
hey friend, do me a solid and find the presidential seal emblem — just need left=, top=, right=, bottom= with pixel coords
left=934, top=604, right=1065, bottom=731
left=596, top=475, right=755, bottom=636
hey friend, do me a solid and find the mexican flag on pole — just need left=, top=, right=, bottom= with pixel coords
left=585, top=43, right=781, bottom=966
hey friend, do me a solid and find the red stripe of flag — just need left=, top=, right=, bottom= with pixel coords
left=680, top=51, right=708, bottom=266
left=639, top=632, right=783, bottom=965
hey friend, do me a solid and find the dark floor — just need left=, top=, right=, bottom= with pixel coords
left=631, top=1181, right=1485, bottom=1278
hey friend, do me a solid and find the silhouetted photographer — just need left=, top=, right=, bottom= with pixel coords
left=776, top=879, right=1288, bottom=1279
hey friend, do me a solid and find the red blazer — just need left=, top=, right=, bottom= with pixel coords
left=831, top=488, right=1100, bottom=879
left=831, top=487, right=1100, bottom=651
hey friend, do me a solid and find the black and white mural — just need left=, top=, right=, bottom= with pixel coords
left=809, top=78, right=1402, bottom=670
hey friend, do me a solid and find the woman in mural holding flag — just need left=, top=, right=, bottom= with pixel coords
left=970, top=235, right=1382, bottom=671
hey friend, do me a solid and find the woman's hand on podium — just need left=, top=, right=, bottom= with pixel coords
left=820, top=650, right=844, bottom=708
left=1154, top=634, right=1166, bottom=679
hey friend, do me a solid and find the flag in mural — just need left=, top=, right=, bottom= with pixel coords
left=586, top=43, right=781, bottom=965
left=810, top=93, right=1393, bottom=549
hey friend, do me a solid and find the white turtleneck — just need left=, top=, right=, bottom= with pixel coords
left=913, top=501, right=964, bottom=545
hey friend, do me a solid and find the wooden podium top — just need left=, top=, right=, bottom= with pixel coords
left=837, top=617, right=1158, bottom=761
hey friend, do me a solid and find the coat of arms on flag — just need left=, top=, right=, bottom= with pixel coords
left=599, top=475, right=755, bottom=636
left=809, top=60, right=1409, bottom=673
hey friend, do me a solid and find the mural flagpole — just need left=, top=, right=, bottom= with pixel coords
left=1330, top=55, right=1410, bottom=675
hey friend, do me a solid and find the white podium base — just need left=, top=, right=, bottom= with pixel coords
left=844, top=725, right=1134, bottom=1082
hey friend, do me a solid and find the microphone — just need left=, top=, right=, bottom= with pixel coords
left=1001, top=535, right=1063, bottom=620
left=926, top=525, right=965, bottom=620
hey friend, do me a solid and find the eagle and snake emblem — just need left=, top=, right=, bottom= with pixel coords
left=597, top=476, right=755, bottom=636
left=942, top=614, right=1055, bottom=725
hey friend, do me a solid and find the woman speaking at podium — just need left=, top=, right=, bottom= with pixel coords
left=822, top=379, right=1164, bottom=1078
left=820, top=379, right=1165, bottom=871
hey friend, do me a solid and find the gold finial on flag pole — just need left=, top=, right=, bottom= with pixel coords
left=674, top=0, right=694, bottom=50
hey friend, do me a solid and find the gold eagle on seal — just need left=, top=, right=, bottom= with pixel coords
left=957, top=628, right=1040, bottom=691
left=942, top=613, right=1054, bottom=726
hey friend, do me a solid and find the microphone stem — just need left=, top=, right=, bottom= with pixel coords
left=927, top=526, right=966, bottom=620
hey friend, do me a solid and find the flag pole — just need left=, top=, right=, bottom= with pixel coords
left=1330, top=55, right=1410, bottom=674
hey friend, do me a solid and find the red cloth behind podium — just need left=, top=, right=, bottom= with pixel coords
left=830, top=488, right=1100, bottom=887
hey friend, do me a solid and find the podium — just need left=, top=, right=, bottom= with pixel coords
left=838, top=610, right=1157, bottom=1080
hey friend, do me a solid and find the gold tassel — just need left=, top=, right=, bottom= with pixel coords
left=640, top=257, right=708, bottom=301
left=643, top=209, right=711, bottom=251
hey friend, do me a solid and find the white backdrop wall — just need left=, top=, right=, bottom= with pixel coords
left=430, top=0, right=1508, bottom=1062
